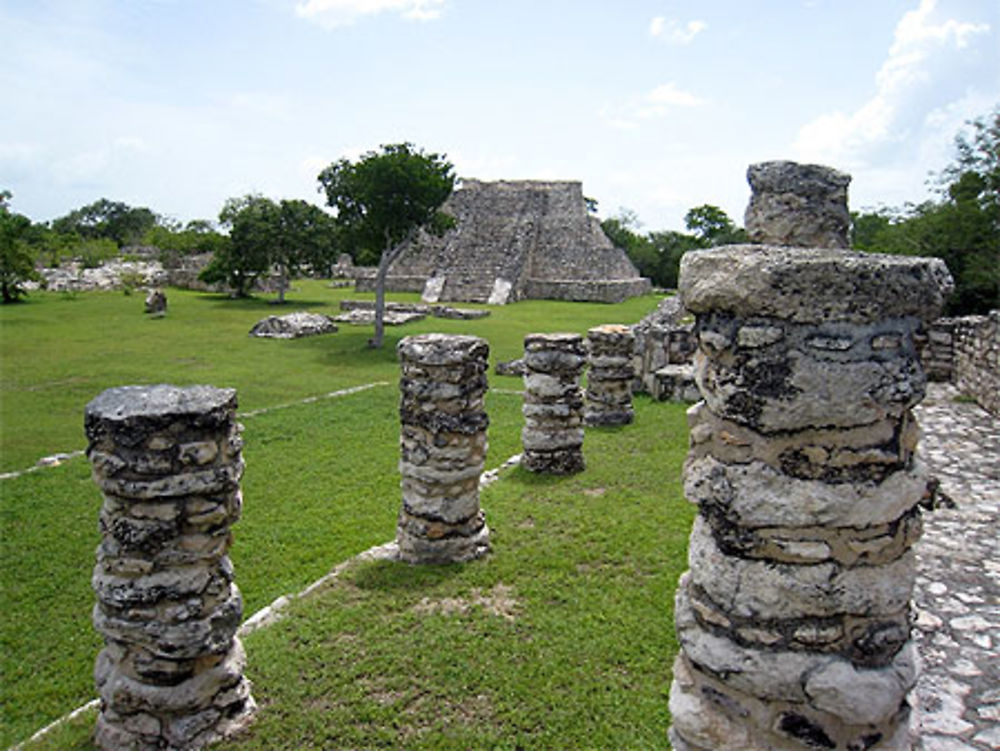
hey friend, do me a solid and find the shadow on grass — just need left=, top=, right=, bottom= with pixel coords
left=351, top=558, right=466, bottom=592
left=196, top=293, right=334, bottom=310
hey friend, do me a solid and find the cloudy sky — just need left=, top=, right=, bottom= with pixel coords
left=2, top=0, right=997, bottom=232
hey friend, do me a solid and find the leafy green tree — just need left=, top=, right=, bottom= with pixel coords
left=199, top=194, right=275, bottom=297
left=51, top=198, right=158, bottom=247
left=852, top=107, right=999, bottom=314
left=0, top=193, right=40, bottom=303
left=199, top=195, right=339, bottom=300
left=684, top=204, right=746, bottom=246
left=317, top=143, right=455, bottom=348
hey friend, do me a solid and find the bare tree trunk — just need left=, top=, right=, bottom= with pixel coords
left=370, top=228, right=418, bottom=349
left=277, top=261, right=288, bottom=304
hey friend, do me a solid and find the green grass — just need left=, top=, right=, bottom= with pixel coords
left=1, top=283, right=694, bottom=749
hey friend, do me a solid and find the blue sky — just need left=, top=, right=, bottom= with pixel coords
left=2, top=0, right=997, bottom=232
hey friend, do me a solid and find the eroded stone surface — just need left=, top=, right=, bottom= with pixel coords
left=396, top=334, right=491, bottom=563
left=521, top=333, right=586, bottom=474
left=85, top=384, right=254, bottom=750
left=744, top=161, right=852, bottom=248
left=584, top=324, right=636, bottom=426
left=669, top=179, right=951, bottom=749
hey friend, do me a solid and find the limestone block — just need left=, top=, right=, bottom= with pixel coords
left=679, top=245, right=953, bottom=325
left=85, top=384, right=254, bottom=749
left=744, top=161, right=852, bottom=248
left=396, top=334, right=490, bottom=563
left=683, top=454, right=928, bottom=529
left=521, top=333, right=586, bottom=474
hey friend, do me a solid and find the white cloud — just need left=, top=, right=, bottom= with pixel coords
left=601, top=82, right=707, bottom=130
left=295, top=0, right=446, bottom=28
left=793, top=0, right=991, bottom=169
left=649, top=16, right=707, bottom=44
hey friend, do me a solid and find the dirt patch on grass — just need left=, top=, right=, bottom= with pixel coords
left=412, top=583, right=519, bottom=622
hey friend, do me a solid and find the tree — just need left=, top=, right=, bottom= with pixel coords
left=270, top=199, right=339, bottom=303
left=852, top=107, right=999, bottom=314
left=0, top=193, right=40, bottom=303
left=199, top=194, right=274, bottom=297
left=317, top=143, right=455, bottom=348
left=51, top=198, right=158, bottom=247
left=684, top=204, right=747, bottom=246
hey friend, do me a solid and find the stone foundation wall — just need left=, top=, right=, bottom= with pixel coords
left=85, top=384, right=255, bottom=751
left=916, top=312, right=999, bottom=415
left=915, top=318, right=956, bottom=382
left=520, top=277, right=652, bottom=304
left=953, top=310, right=999, bottom=416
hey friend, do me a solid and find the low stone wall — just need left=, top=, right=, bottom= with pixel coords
left=520, top=278, right=652, bottom=304
left=953, top=310, right=999, bottom=416
left=915, top=318, right=956, bottom=382
left=916, top=312, right=999, bottom=415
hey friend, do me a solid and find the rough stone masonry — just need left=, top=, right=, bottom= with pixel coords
left=668, top=243, right=953, bottom=751
left=85, top=384, right=255, bottom=751
left=521, top=333, right=587, bottom=474
left=584, top=324, right=636, bottom=427
left=396, top=334, right=491, bottom=563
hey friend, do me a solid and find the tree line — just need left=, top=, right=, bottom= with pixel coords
left=2, top=107, right=997, bottom=317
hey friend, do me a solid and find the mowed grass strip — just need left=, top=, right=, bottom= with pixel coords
left=2, top=284, right=672, bottom=746
left=16, top=396, right=693, bottom=750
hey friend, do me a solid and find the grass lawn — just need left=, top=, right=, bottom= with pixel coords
left=1, top=282, right=693, bottom=749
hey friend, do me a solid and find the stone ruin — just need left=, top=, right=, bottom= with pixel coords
left=357, top=180, right=651, bottom=304
left=584, top=324, right=636, bottom=427
left=521, top=333, right=587, bottom=474
left=745, top=161, right=851, bottom=248
left=396, top=334, right=491, bottom=563
left=631, top=296, right=699, bottom=402
left=248, top=311, right=338, bottom=339
left=144, top=288, right=167, bottom=316
left=85, top=384, right=255, bottom=750
left=668, top=162, right=954, bottom=751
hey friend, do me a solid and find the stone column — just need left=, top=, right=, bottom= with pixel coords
left=584, top=324, right=636, bottom=426
left=397, top=334, right=490, bottom=563
left=85, top=384, right=255, bottom=751
left=745, top=161, right=852, bottom=248
left=669, top=245, right=953, bottom=751
left=521, top=333, right=586, bottom=474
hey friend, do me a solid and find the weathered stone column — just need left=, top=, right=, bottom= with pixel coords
left=745, top=161, right=852, bottom=248
left=521, top=333, right=586, bottom=474
left=669, top=245, right=953, bottom=751
left=85, top=384, right=255, bottom=751
left=397, top=334, right=490, bottom=563
left=585, top=324, right=636, bottom=426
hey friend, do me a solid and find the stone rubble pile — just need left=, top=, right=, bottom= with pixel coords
left=584, top=324, right=636, bottom=426
left=248, top=311, right=338, bottom=339
left=85, top=384, right=255, bottom=751
left=669, top=243, right=953, bottom=751
left=521, top=333, right=586, bottom=474
left=396, top=334, right=491, bottom=563
left=745, top=161, right=852, bottom=249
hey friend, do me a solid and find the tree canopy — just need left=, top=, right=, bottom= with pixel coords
left=317, top=142, right=455, bottom=347
left=602, top=204, right=744, bottom=289
left=852, top=107, right=999, bottom=315
left=0, top=192, right=39, bottom=303
left=199, top=195, right=338, bottom=300
left=51, top=198, right=158, bottom=247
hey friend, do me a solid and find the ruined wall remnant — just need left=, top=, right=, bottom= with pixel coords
left=358, top=180, right=651, bottom=304
left=630, top=295, right=697, bottom=401
left=915, top=317, right=956, bottom=382
left=670, top=244, right=953, bottom=751
left=397, top=334, right=491, bottom=563
left=521, top=333, right=586, bottom=474
left=745, top=161, right=851, bottom=248
left=584, top=324, right=636, bottom=426
left=85, top=384, right=255, bottom=751
left=953, top=310, right=999, bottom=416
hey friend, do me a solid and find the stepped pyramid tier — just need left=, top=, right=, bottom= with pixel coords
left=356, top=179, right=651, bottom=304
